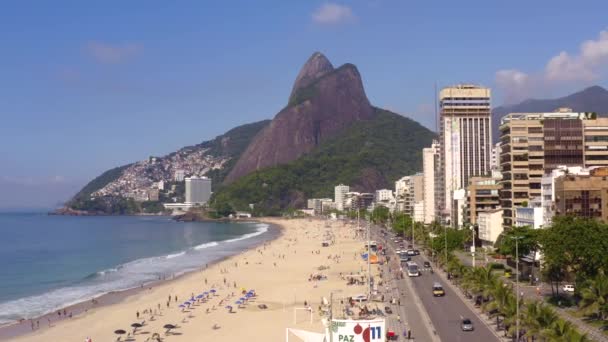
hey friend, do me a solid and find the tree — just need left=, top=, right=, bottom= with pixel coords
left=371, top=206, right=390, bottom=225
left=495, top=225, right=539, bottom=260
left=540, top=216, right=608, bottom=284
left=391, top=212, right=412, bottom=237
left=578, top=272, right=608, bottom=320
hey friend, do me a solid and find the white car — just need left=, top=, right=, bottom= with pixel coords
left=563, top=284, right=575, bottom=293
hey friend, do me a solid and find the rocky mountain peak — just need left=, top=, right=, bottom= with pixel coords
left=289, top=52, right=334, bottom=101
left=225, top=53, right=374, bottom=183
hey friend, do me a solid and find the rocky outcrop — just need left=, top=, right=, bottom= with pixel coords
left=225, top=53, right=375, bottom=183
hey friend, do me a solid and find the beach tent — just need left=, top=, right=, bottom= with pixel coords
left=285, top=328, right=326, bottom=342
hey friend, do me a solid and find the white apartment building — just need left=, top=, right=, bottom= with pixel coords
left=174, top=169, right=186, bottom=182
left=413, top=201, right=425, bottom=223
left=375, top=189, right=394, bottom=202
left=439, top=84, right=492, bottom=226
left=394, top=174, right=423, bottom=216
left=185, top=176, right=212, bottom=205
left=490, top=142, right=501, bottom=171
left=477, top=209, right=503, bottom=247
left=334, top=184, right=350, bottom=211
left=423, top=140, right=440, bottom=224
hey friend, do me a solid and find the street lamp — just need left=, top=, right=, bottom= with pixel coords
left=510, top=235, right=523, bottom=342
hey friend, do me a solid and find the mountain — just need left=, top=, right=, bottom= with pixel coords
left=225, top=52, right=375, bottom=183
left=213, top=108, right=435, bottom=215
left=66, top=119, right=269, bottom=213
left=492, top=85, right=608, bottom=142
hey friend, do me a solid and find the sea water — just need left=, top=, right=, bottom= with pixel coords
left=0, top=213, right=276, bottom=324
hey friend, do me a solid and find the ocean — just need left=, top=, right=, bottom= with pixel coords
left=0, top=213, right=276, bottom=324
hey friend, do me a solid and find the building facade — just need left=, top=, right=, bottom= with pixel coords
left=477, top=209, right=503, bottom=247
left=554, top=167, right=608, bottom=223
left=515, top=197, right=544, bottom=229
left=439, top=84, right=492, bottom=226
left=466, top=172, right=502, bottom=225
left=498, top=109, right=600, bottom=226
left=185, top=176, right=212, bottom=205
left=394, top=174, right=423, bottom=217
left=334, top=184, right=350, bottom=211
left=423, top=140, right=440, bottom=224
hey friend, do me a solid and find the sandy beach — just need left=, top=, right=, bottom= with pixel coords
left=7, top=218, right=378, bottom=341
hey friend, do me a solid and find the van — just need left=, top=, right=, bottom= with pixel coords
left=432, top=282, right=445, bottom=297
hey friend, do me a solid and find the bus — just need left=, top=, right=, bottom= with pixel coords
left=406, top=262, right=420, bottom=277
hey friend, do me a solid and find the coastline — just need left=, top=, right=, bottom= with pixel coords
left=0, top=220, right=283, bottom=341
left=6, top=217, right=374, bottom=342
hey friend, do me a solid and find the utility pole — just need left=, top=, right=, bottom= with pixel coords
left=367, top=216, right=371, bottom=300
left=511, top=236, right=523, bottom=342
left=471, top=225, right=476, bottom=268
left=329, top=291, right=333, bottom=342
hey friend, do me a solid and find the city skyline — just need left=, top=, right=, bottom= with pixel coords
left=3, top=1, right=608, bottom=208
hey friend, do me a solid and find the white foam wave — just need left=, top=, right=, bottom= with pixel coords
left=193, top=241, right=219, bottom=250
left=165, top=251, right=186, bottom=259
left=225, top=223, right=269, bottom=243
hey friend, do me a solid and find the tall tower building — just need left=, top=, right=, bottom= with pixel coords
left=439, top=84, right=492, bottom=226
left=185, top=176, right=212, bottom=205
left=334, top=184, right=350, bottom=211
left=422, top=140, right=440, bottom=224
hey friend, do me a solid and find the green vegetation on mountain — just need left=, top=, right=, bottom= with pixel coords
left=211, top=108, right=436, bottom=216
left=70, top=164, right=132, bottom=203
left=203, top=120, right=271, bottom=188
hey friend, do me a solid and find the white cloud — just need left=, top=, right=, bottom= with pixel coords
left=312, top=3, right=355, bottom=25
left=86, top=41, right=142, bottom=64
left=495, top=29, right=608, bottom=103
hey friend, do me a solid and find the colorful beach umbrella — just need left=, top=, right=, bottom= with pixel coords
left=235, top=300, right=242, bottom=304
left=196, top=294, right=204, bottom=299
left=225, top=305, right=232, bottom=309
left=210, top=289, right=217, bottom=293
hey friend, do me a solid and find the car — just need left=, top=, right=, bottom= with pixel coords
left=432, top=283, right=445, bottom=297
left=413, top=249, right=420, bottom=255
left=407, top=244, right=413, bottom=249
left=461, top=318, right=474, bottom=331
left=384, top=306, right=393, bottom=314
left=423, top=261, right=431, bottom=268
left=406, top=249, right=416, bottom=256
left=563, top=284, right=575, bottom=293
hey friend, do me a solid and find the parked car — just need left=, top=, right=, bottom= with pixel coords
left=413, top=249, right=420, bottom=255
left=461, top=318, right=474, bottom=331
left=423, top=261, right=431, bottom=268
left=406, top=250, right=416, bottom=256
left=563, top=284, right=575, bottom=293
left=384, top=306, right=393, bottom=314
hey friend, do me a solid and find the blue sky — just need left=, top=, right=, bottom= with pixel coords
left=2, top=0, right=608, bottom=209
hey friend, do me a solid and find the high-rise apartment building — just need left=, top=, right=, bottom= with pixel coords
left=498, top=109, right=604, bottom=226
left=466, top=173, right=502, bottom=225
left=334, top=184, right=350, bottom=211
left=395, top=174, right=423, bottom=217
left=439, top=84, right=492, bottom=226
left=422, top=140, right=440, bottom=224
left=185, top=176, right=212, bottom=205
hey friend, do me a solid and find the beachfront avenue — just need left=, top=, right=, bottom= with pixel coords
left=370, top=222, right=500, bottom=342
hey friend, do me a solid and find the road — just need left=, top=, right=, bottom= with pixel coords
left=407, top=253, right=498, bottom=342
left=374, top=226, right=499, bottom=342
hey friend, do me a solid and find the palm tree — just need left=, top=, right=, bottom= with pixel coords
left=522, top=301, right=558, bottom=341
left=541, top=318, right=575, bottom=342
left=579, top=272, right=608, bottom=320
left=566, top=330, right=592, bottom=342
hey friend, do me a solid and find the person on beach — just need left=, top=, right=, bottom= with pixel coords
left=136, top=311, right=140, bottom=319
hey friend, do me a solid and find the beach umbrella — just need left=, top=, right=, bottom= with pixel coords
left=131, top=323, right=143, bottom=328
left=163, top=324, right=177, bottom=329
left=210, top=289, right=217, bottom=293
left=235, top=300, right=242, bottom=305
left=240, top=297, right=246, bottom=301
left=225, top=305, right=232, bottom=309
left=178, top=304, right=185, bottom=308
left=196, top=294, right=204, bottom=299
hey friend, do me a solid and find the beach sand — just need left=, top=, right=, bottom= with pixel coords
left=8, top=218, right=377, bottom=342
